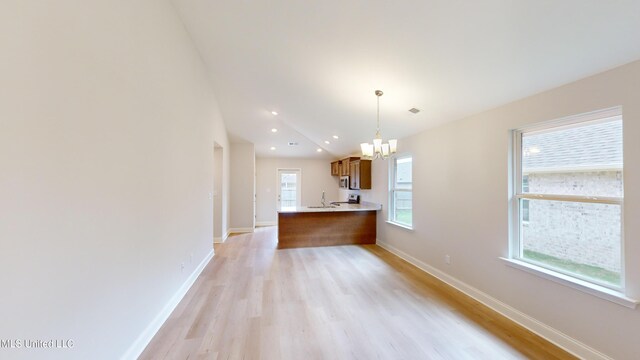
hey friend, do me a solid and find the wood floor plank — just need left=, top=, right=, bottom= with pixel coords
left=139, top=227, right=577, bottom=360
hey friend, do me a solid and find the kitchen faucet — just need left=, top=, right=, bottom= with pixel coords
left=321, top=190, right=326, bottom=207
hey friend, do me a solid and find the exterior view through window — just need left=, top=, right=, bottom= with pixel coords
left=513, top=109, right=623, bottom=288
left=277, top=169, right=301, bottom=209
left=390, top=155, right=413, bottom=227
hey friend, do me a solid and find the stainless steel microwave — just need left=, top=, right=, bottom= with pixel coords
left=339, top=176, right=349, bottom=189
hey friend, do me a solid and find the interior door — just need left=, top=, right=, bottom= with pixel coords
left=277, top=169, right=301, bottom=209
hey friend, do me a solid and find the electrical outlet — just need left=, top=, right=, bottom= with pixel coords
left=444, top=255, right=451, bottom=265
left=181, top=262, right=185, bottom=272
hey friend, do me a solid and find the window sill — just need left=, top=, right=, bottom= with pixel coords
left=500, top=257, right=638, bottom=309
left=386, top=221, right=413, bottom=231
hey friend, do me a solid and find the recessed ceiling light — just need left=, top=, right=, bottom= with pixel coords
left=324, top=140, right=330, bottom=144
left=271, top=128, right=278, bottom=133
left=270, top=146, right=276, bottom=150
left=271, top=111, right=278, bottom=116
left=316, top=148, right=323, bottom=152
left=332, top=135, right=339, bottom=139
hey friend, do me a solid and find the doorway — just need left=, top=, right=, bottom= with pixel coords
left=277, top=169, right=301, bottom=209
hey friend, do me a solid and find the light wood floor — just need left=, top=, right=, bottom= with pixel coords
left=140, top=227, right=576, bottom=360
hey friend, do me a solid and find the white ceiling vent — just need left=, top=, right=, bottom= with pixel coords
left=288, top=141, right=299, bottom=146
left=408, top=108, right=420, bottom=114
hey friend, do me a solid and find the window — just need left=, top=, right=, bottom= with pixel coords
left=389, top=155, right=412, bottom=228
left=278, top=169, right=301, bottom=208
left=511, top=108, right=623, bottom=290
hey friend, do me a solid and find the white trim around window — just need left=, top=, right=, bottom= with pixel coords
left=500, top=257, right=637, bottom=309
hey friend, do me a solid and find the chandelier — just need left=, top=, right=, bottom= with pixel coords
left=360, top=90, right=397, bottom=160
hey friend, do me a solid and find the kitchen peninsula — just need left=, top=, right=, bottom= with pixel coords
left=277, top=202, right=382, bottom=248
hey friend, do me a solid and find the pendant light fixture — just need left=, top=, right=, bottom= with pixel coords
left=360, top=90, right=397, bottom=160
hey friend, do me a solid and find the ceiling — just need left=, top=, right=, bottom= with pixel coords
left=172, top=0, right=640, bottom=159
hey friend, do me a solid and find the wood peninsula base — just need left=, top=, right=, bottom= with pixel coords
left=277, top=210, right=376, bottom=249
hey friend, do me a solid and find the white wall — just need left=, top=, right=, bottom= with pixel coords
left=370, top=60, right=640, bottom=359
left=256, top=158, right=339, bottom=224
left=229, top=143, right=255, bottom=231
left=0, top=1, right=230, bottom=359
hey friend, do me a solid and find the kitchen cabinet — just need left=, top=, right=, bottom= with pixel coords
left=349, top=159, right=371, bottom=190
left=349, top=161, right=358, bottom=189
left=331, top=161, right=340, bottom=176
left=339, top=157, right=359, bottom=177
left=340, top=158, right=350, bottom=176
left=330, top=157, right=371, bottom=189
left=330, top=157, right=356, bottom=177
left=278, top=206, right=379, bottom=248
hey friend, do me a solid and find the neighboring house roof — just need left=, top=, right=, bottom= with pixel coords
left=523, top=118, right=622, bottom=173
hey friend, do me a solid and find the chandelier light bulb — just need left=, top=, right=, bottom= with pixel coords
left=389, top=139, right=397, bottom=153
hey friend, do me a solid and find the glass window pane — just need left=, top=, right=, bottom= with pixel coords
left=522, top=175, right=529, bottom=193
left=393, top=191, right=412, bottom=226
left=280, top=173, right=297, bottom=207
left=522, top=119, right=622, bottom=197
left=521, top=199, right=621, bottom=286
left=521, top=199, right=530, bottom=223
left=395, top=157, right=412, bottom=189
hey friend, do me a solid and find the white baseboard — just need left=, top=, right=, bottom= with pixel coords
left=376, top=240, right=612, bottom=360
left=228, top=227, right=254, bottom=234
left=120, top=250, right=214, bottom=360
left=255, top=221, right=276, bottom=227
left=213, top=230, right=230, bottom=244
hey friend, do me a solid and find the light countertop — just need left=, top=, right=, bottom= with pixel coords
left=278, top=201, right=382, bottom=213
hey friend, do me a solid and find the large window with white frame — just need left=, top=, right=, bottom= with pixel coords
left=389, top=155, right=413, bottom=228
left=511, top=108, right=623, bottom=290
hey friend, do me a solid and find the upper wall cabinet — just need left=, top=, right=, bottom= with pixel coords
left=349, top=159, right=371, bottom=190
left=330, top=157, right=371, bottom=189
left=331, top=157, right=360, bottom=177
left=331, top=161, right=340, bottom=176
left=340, top=157, right=360, bottom=177
left=340, top=158, right=351, bottom=176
